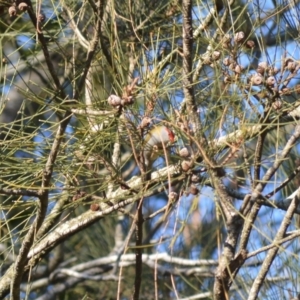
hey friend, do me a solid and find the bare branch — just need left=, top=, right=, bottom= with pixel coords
left=248, top=189, right=300, bottom=300
left=0, top=188, right=38, bottom=197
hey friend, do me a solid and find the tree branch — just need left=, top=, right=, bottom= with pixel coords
left=248, top=189, right=300, bottom=300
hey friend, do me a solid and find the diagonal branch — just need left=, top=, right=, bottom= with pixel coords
left=239, top=124, right=300, bottom=250
left=26, top=1, right=66, bottom=101
left=248, top=189, right=300, bottom=300
left=182, top=0, right=197, bottom=118
left=8, top=1, right=106, bottom=299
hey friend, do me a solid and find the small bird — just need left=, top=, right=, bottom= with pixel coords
left=143, top=125, right=175, bottom=167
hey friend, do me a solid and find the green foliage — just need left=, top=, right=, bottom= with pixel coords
left=1, top=0, right=300, bottom=299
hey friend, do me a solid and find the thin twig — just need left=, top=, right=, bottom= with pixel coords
left=239, top=124, right=300, bottom=251
left=264, top=165, right=300, bottom=199
left=132, top=198, right=144, bottom=300
left=247, top=229, right=300, bottom=259
left=182, top=0, right=198, bottom=124
left=71, top=108, right=113, bottom=116
left=26, top=2, right=66, bottom=101
left=8, top=1, right=105, bottom=298
left=248, top=189, right=300, bottom=300
left=0, top=188, right=38, bottom=197
left=63, top=5, right=90, bottom=49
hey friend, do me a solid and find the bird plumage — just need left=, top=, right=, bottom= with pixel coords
left=143, top=126, right=175, bottom=167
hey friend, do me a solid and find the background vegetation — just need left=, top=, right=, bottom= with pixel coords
left=1, top=0, right=300, bottom=299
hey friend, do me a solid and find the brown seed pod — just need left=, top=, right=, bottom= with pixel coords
left=286, top=61, right=297, bottom=72
left=266, top=76, right=276, bottom=86
left=272, top=100, right=282, bottom=110
left=234, top=31, right=245, bottom=43
left=181, top=160, right=194, bottom=172
left=18, top=2, right=28, bottom=11
left=212, top=51, right=221, bottom=61
left=203, top=57, right=212, bottom=65
left=169, top=192, right=178, bottom=201
left=179, top=147, right=190, bottom=158
left=250, top=74, right=263, bottom=85
left=191, top=174, right=200, bottom=183
left=72, top=190, right=86, bottom=202
left=224, top=76, right=233, bottom=84
left=107, top=94, right=122, bottom=107
left=189, top=184, right=199, bottom=195
left=90, top=203, right=100, bottom=211
left=221, top=35, right=231, bottom=49
left=38, top=13, right=46, bottom=22
left=257, top=62, right=268, bottom=74
left=139, top=117, right=152, bottom=129
left=229, top=62, right=237, bottom=71
left=234, top=64, right=243, bottom=74
left=256, top=67, right=264, bottom=75
left=223, top=57, right=231, bottom=66
left=285, top=57, right=294, bottom=67
left=8, top=6, right=17, bottom=16
left=245, top=40, right=255, bottom=49
left=268, top=67, right=279, bottom=76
